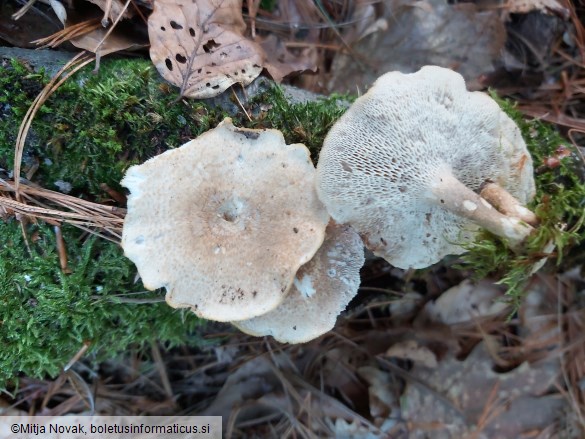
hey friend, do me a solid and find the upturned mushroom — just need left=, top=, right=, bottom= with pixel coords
left=121, top=118, right=329, bottom=322
left=316, top=66, right=536, bottom=269
left=233, top=222, right=365, bottom=344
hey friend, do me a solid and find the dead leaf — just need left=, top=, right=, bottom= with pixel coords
left=416, top=279, right=508, bottom=325
left=0, top=399, right=25, bottom=416
left=213, top=344, right=240, bottom=363
left=201, top=356, right=282, bottom=427
left=258, top=34, right=317, bottom=83
left=340, top=1, right=387, bottom=44
left=518, top=278, right=563, bottom=359
left=388, top=291, right=424, bottom=321
left=506, top=0, right=569, bottom=18
left=328, top=0, right=507, bottom=93
left=320, top=347, right=370, bottom=410
left=48, top=0, right=67, bottom=26
left=402, top=342, right=565, bottom=438
left=85, top=0, right=134, bottom=24
left=70, top=25, right=146, bottom=66
left=358, top=366, right=399, bottom=419
left=32, top=5, right=147, bottom=67
left=148, top=0, right=265, bottom=98
left=1, top=1, right=62, bottom=47
left=385, top=340, right=438, bottom=368
left=328, top=418, right=374, bottom=438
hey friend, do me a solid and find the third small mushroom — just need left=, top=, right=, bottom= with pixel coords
left=316, top=66, right=538, bottom=269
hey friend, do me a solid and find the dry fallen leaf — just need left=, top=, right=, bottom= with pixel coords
left=416, top=279, right=509, bottom=325
left=148, top=0, right=265, bottom=98
left=506, top=0, right=569, bottom=17
left=201, top=355, right=282, bottom=427
left=385, top=340, right=438, bottom=368
left=258, top=34, right=317, bottom=83
left=32, top=0, right=147, bottom=69
left=328, top=0, right=507, bottom=93
left=402, top=341, right=565, bottom=438
left=48, top=0, right=67, bottom=26
left=70, top=27, right=138, bottom=56
left=70, top=25, right=146, bottom=67
left=357, top=366, right=399, bottom=419
left=85, top=0, right=134, bottom=25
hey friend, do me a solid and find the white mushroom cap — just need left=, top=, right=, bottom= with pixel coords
left=316, top=66, right=536, bottom=269
left=121, top=118, right=329, bottom=322
left=233, top=222, right=365, bottom=344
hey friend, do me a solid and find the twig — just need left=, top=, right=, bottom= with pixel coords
left=332, top=332, right=468, bottom=421
left=102, top=0, right=114, bottom=27
left=1, top=178, right=125, bottom=243
left=151, top=340, right=174, bottom=400
left=63, top=341, right=91, bottom=372
left=12, top=0, right=38, bottom=20
left=93, top=0, right=132, bottom=59
left=54, top=224, right=71, bottom=273
left=33, top=20, right=102, bottom=49
left=558, top=276, right=585, bottom=427
left=232, top=86, right=252, bottom=121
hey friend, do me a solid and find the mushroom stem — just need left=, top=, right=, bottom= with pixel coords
left=479, top=182, right=538, bottom=226
left=429, top=172, right=533, bottom=250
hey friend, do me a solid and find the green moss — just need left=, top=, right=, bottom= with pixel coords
left=458, top=95, right=585, bottom=306
left=0, top=58, right=349, bottom=385
left=0, top=220, right=200, bottom=385
left=246, top=86, right=350, bottom=162
left=259, top=0, right=277, bottom=12
left=0, top=59, right=344, bottom=196
left=0, top=59, right=46, bottom=168
left=3, top=56, right=581, bottom=383
left=0, top=58, right=227, bottom=198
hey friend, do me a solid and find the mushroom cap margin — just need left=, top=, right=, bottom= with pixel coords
left=233, top=222, right=365, bottom=343
left=122, top=118, right=330, bottom=321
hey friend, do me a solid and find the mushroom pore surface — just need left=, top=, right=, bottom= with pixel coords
left=122, top=118, right=329, bottom=322
left=316, top=66, right=535, bottom=269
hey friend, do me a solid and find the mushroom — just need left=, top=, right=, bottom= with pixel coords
left=479, top=182, right=538, bottom=226
left=121, top=118, right=330, bottom=321
left=233, top=222, right=365, bottom=343
left=316, top=66, right=536, bottom=269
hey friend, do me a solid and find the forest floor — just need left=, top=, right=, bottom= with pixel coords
left=1, top=1, right=585, bottom=437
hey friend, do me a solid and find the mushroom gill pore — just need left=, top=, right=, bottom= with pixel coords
left=315, top=66, right=537, bottom=269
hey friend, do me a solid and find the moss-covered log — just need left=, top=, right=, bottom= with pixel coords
left=0, top=55, right=583, bottom=385
left=0, top=56, right=347, bottom=385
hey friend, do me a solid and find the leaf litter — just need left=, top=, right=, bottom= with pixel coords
left=2, top=0, right=585, bottom=437
left=326, top=0, right=507, bottom=93
left=148, top=0, right=265, bottom=99
left=147, top=0, right=317, bottom=98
